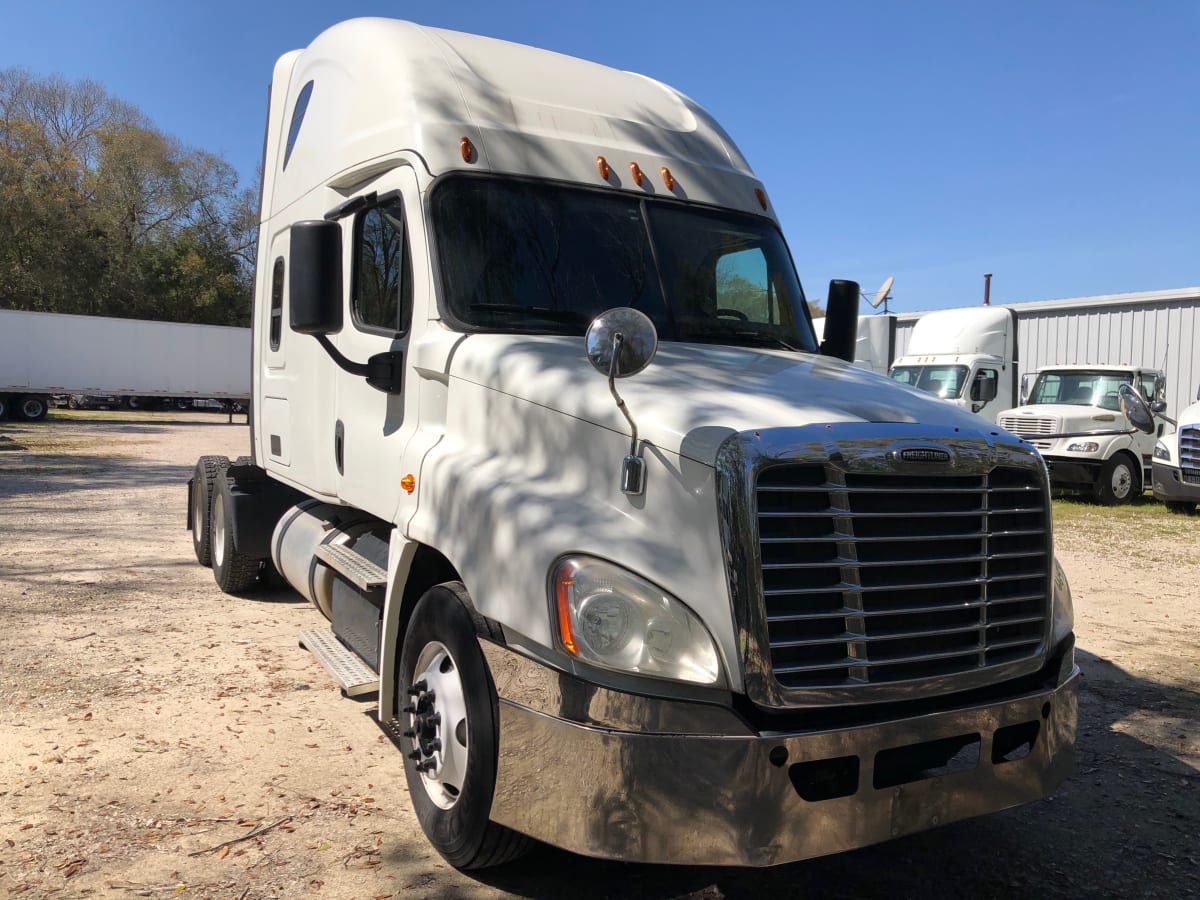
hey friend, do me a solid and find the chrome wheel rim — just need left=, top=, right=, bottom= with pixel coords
left=212, top=492, right=226, bottom=568
left=1111, top=464, right=1132, bottom=499
left=407, top=641, right=469, bottom=810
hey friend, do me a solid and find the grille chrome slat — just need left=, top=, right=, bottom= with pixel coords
left=755, top=463, right=1050, bottom=691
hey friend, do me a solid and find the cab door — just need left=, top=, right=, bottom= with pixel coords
left=329, top=166, right=426, bottom=519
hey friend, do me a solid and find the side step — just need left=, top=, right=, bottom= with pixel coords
left=314, top=542, right=387, bottom=591
left=299, top=628, right=379, bottom=698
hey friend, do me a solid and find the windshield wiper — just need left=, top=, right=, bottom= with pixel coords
left=469, top=304, right=590, bottom=326
left=684, top=327, right=801, bottom=352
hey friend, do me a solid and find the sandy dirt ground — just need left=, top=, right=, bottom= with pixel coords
left=1, top=412, right=1197, bottom=899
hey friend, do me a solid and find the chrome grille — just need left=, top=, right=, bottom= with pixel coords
left=756, top=465, right=1050, bottom=690
left=1181, top=425, right=1200, bottom=482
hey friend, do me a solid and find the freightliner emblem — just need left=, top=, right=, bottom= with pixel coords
left=898, top=448, right=951, bottom=463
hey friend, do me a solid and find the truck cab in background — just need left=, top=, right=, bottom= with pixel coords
left=186, top=18, right=1080, bottom=872
left=999, top=365, right=1167, bottom=505
left=1153, top=384, right=1200, bottom=513
left=889, top=306, right=1016, bottom=423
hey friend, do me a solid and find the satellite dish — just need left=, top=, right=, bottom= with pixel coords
left=869, top=276, right=894, bottom=309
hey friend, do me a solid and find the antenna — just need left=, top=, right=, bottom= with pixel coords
left=867, top=276, right=894, bottom=313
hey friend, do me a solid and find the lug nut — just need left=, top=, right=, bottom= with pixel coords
left=407, top=680, right=427, bottom=696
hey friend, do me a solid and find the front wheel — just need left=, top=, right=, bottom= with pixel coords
left=1095, top=454, right=1139, bottom=505
left=399, top=582, right=531, bottom=869
left=1165, top=500, right=1197, bottom=514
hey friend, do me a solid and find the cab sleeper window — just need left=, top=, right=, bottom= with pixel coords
left=353, top=197, right=413, bottom=335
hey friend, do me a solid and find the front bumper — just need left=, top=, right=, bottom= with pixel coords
left=484, top=641, right=1079, bottom=866
left=1152, top=461, right=1200, bottom=503
left=1040, top=455, right=1101, bottom=487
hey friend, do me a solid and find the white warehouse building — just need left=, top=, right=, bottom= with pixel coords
left=881, top=287, right=1200, bottom=416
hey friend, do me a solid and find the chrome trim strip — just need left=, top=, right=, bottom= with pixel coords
left=715, top=423, right=1054, bottom=709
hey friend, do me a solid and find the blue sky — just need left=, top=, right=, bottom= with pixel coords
left=2, top=0, right=1196, bottom=312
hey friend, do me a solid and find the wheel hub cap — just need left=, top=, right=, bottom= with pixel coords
left=405, top=642, right=468, bottom=810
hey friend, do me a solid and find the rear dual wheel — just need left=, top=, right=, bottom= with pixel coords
left=210, top=469, right=263, bottom=593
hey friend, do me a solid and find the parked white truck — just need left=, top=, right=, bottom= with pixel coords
left=889, top=307, right=1016, bottom=423
left=0, top=309, right=250, bottom=420
left=1152, top=385, right=1200, bottom=513
left=188, top=18, right=1086, bottom=870
left=998, top=365, right=1167, bottom=505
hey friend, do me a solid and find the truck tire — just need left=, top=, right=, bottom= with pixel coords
left=1165, top=500, right=1197, bottom=514
left=0, top=396, right=7, bottom=420
left=123, top=396, right=142, bottom=410
left=399, top=582, right=532, bottom=870
left=211, top=470, right=263, bottom=593
left=190, top=455, right=229, bottom=566
left=1095, top=453, right=1139, bottom=505
left=18, top=396, right=49, bottom=422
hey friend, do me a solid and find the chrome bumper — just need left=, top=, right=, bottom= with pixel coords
left=485, top=642, right=1079, bottom=867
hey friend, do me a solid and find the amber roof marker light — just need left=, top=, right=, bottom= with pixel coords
left=460, top=137, right=476, bottom=163
left=629, top=162, right=644, bottom=187
left=755, top=187, right=769, bottom=210
left=660, top=166, right=675, bottom=190
left=596, top=155, right=611, bottom=181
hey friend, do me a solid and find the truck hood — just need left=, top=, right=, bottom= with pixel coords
left=999, top=404, right=1130, bottom=428
left=440, top=333, right=1000, bottom=465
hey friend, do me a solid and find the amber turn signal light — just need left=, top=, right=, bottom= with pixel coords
left=401, top=474, right=416, bottom=495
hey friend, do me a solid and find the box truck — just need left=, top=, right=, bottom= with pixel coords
left=889, top=307, right=1016, bottom=423
left=998, top=365, right=1167, bottom=505
left=0, top=309, right=250, bottom=420
left=188, top=18, right=1087, bottom=869
left=1152, top=384, right=1200, bottom=513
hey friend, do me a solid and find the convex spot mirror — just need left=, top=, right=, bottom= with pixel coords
left=585, top=308, right=658, bottom=378
left=1118, top=383, right=1155, bottom=434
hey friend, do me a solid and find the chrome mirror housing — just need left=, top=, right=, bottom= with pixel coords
left=585, top=308, right=658, bottom=378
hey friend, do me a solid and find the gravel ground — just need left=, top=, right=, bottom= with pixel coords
left=1, top=411, right=1197, bottom=899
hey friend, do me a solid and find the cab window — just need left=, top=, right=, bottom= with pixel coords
left=353, top=198, right=413, bottom=335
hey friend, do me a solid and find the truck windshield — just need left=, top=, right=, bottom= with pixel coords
left=890, top=364, right=969, bottom=399
left=430, top=175, right=817, bottom=352
left=1028, top=371, right=1133, bottom=410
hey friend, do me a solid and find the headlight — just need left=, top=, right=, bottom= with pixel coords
left=1052, top=557, right=1073, bottom=645
left=550, top=556, right=723, bottom=686
left=1066, top=441, right=1099, bottom=453
left=1153, top=441, right=1171, bottom=461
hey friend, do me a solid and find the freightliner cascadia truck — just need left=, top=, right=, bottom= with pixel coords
left=188, top=18, right=1085, bottom=869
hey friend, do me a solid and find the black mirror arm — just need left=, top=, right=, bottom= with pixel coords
left=314, top=335, right=404, bottom=394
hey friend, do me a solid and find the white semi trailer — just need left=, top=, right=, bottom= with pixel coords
left=0, top=309, right=250, bottom=420
left=188, top=18, right=1084, bottom=870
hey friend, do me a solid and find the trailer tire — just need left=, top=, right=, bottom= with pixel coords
left=399, top=582, right=533, bottom=870
left=1095, top=453, right=1139, bottom=505
left=210, top=471, right=262, bottom=593
left=0, top=396, right=7, bottom=420
left=190, top=455, right=229, bottom=567
left=17, top=396, right=49, bottom=421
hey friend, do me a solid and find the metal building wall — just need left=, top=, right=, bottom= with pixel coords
left=888, top=288, right=1200, bottom=415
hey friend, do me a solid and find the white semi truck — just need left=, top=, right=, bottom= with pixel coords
left=188, top=18, right=1086, bottom=870
left=0, top=308, right=250, bottom=420
left=889, top=307, right=1016, bottom=423
left=1152, top=385, right=1200, bottom=513
left=998, top=365, right=1167, bottom=505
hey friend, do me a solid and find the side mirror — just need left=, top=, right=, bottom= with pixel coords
left=1020, top=373, right=1034, bottom=405
left=585, top=308, right=658, bottom=378
left=820, top=279, right=860, bottom=363
left=1118, top=384, right=1155, bottom=434
left=972, top=374, right=998, bottom=402
left=1150, top=399, right=1167, bottom=414
left=290, top=220, right=343, bottom=335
